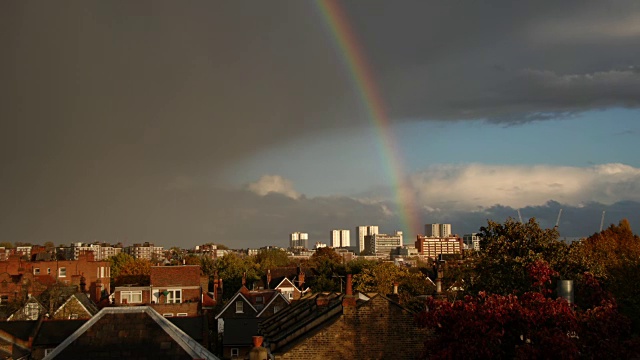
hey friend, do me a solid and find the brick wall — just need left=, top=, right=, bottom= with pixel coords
left=151, top=302, right=200, bottom=317
left=150, top=265, right=201, bottom=287
left=274, top=296, right=428, bottom=360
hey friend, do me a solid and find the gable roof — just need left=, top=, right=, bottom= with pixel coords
left=52, top=293, right=99, bottom=318
left=256, top=291, right=290, bottom=318
left=214, top=289, right=257, bottom=320
left=43, top=306, right=219, bottom=360
left=7, top=295, right=46, bottom=320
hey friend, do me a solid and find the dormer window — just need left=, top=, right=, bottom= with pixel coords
left=235, top=301, right=243, bottom=313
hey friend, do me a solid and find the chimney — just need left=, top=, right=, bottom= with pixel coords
left=249, top=336, right=268, bottom=360
left=393, top=282, right=398, bottom=295
left=80, top=274, right=87, bottom=293
left=94, top=278, right=103, bottom=302
left=266, top=270, right=272, bottom=289
left=342, top=274, right=357, bottom=310
left=298, top=271, right=305, bottom=289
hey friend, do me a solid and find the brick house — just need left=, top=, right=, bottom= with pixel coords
left=112, top=265, right=213, bottom=317
left=259, top=275, right=428, bottom=359
left=0, top=253, right=111, bottom=303
left=215, top=285, right=290, bottom=359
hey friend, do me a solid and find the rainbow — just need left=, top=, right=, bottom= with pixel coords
left=314, top=0, right=421, bottom=241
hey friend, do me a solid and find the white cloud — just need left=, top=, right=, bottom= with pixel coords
left=247, top=175, right=300, bottom=199
left=408, top=163, right=640, bottom=210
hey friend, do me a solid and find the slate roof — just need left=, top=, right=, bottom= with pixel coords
left=43, top=306, right=220, bottom=360
left=259, top=292, right=370, bottom=353
left=32, top=319, right=87, bottom=346
left=0, top=320, right=37, bottom=340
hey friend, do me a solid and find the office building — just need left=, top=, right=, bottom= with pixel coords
left=463, top=233, right=481, bottom=251
left=355, top=225, right=379, bottom=255
left=363, top=231, right=403, bottom=258
left=415, top=235, right=463, bottom=259
left=329, top=229, right=350, bottom=248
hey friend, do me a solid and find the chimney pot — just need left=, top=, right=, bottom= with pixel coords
left=393, top=282, right=399, bottom=295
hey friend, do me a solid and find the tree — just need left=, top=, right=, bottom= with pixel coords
left=215, top=253, right=259, bottom=299
left=43, top=241, right=55, bottom=249
left=353, top=262, right=434, bottom=303
left=109, top=253, right=151, bottom=287
left=0, top=241, right=13, bottom=249
left=416, top=260, right=638, bottom=359
left=469, top=217, right=569, bottom=295
left=568, top=219, right=640, bottom=333
left=255, top=248, right=292, bottom=270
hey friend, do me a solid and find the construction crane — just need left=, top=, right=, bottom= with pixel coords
left=517, top=209, right=523, bottom=223
left=599, top=210, right=606, bottom=232
left=554, top=209, right=563, bottom=230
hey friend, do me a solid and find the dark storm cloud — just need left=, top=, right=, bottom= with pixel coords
left=2, top=1, right=640, bottom=245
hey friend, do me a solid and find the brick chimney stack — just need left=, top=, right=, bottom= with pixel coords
left=266, top=270, right=272, bottom=289
left=342, top=274, right=357, bottom=310
left=298, top=271, right=305, bottom=289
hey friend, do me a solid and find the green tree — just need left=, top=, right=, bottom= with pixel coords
left=469, top=217, right=569, bottom=295
left=109, top=253, right=151, bottom=287
left=43, top=241, right=55, bottom=249
left=215, top=253, right=259, bottom=299
left=255, top=248, right=291, bottom=270
left=0, top=241, right=13, bottom=249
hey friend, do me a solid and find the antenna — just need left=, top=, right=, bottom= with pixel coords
left=599, top=211, right=606, bottom=232
left=517, top=209, right=523, bottom=223
left=554, top=209, right=563, bottom=229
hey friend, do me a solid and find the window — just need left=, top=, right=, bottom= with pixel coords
left=177, top=313, right=188, bottom=317
left=255, top=296, right=263, bottom=303
left=58, top=267, right=66, bottom=277
left=120, top=291, right=143, bottom=304
left=33, top=268, right=40, bottom=275
left=166, top=289, right=182, bottom=304
left=273, top=305, right=280, bottom=314
left=69, top=314, right=78, bottom=319
left=0, top=295, right=8, bottom=305
left=231, top=348, right=239, bottom=357
left=26, top=302, right=39, bottom=320
left=235, top=301, right=243, bottom=313
left=163, top=313, right=174, bottom=317
left=47, top=268, right=51, bottom=274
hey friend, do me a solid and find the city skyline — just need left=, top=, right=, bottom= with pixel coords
left=2, top=1, right=640, bottom=248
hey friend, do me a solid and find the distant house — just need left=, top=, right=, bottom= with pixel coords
left=51, top=293, right=99, bottom=320
left=255, top=267, right=312, bottom=301
left=215, top=285, right=290, bottom=359
left=259, top=275, right=428, bottom=360
left=42, top=306, right=219, bottom=359
left=7, top=295, right=46, bottom=321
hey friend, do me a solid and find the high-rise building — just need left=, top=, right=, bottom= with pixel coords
left=363, top=231, right=403, bottom=258
left=463, top=233, right=481, bottom=251
left=330, top=229, right=350, bottom=248
left=425, top=223, right=452, bottom=237
left=356, top=226, right=379, bottom=255
left=290, top=232, right=309, bottom=249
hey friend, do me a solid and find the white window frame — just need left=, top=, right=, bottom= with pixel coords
left=58, top=267, right=67, bottom=277
left=231, top=348, right=239, bottom=357
left=166, top=289, right=182, bottom=304
left=163, top=313, right=174, bottom=317
left=47, top=268, right=51, bottom=274
left=69, top=313, right=78, bottom=319
left=120, top=290, right=143, bottom=304
left=177, top=313, right=188, bottom=317
left=235, top=300, right=243, bottom=313
left=33, top=268, right=40, bottom=275
left=26, top=302, right=39, bottom=320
